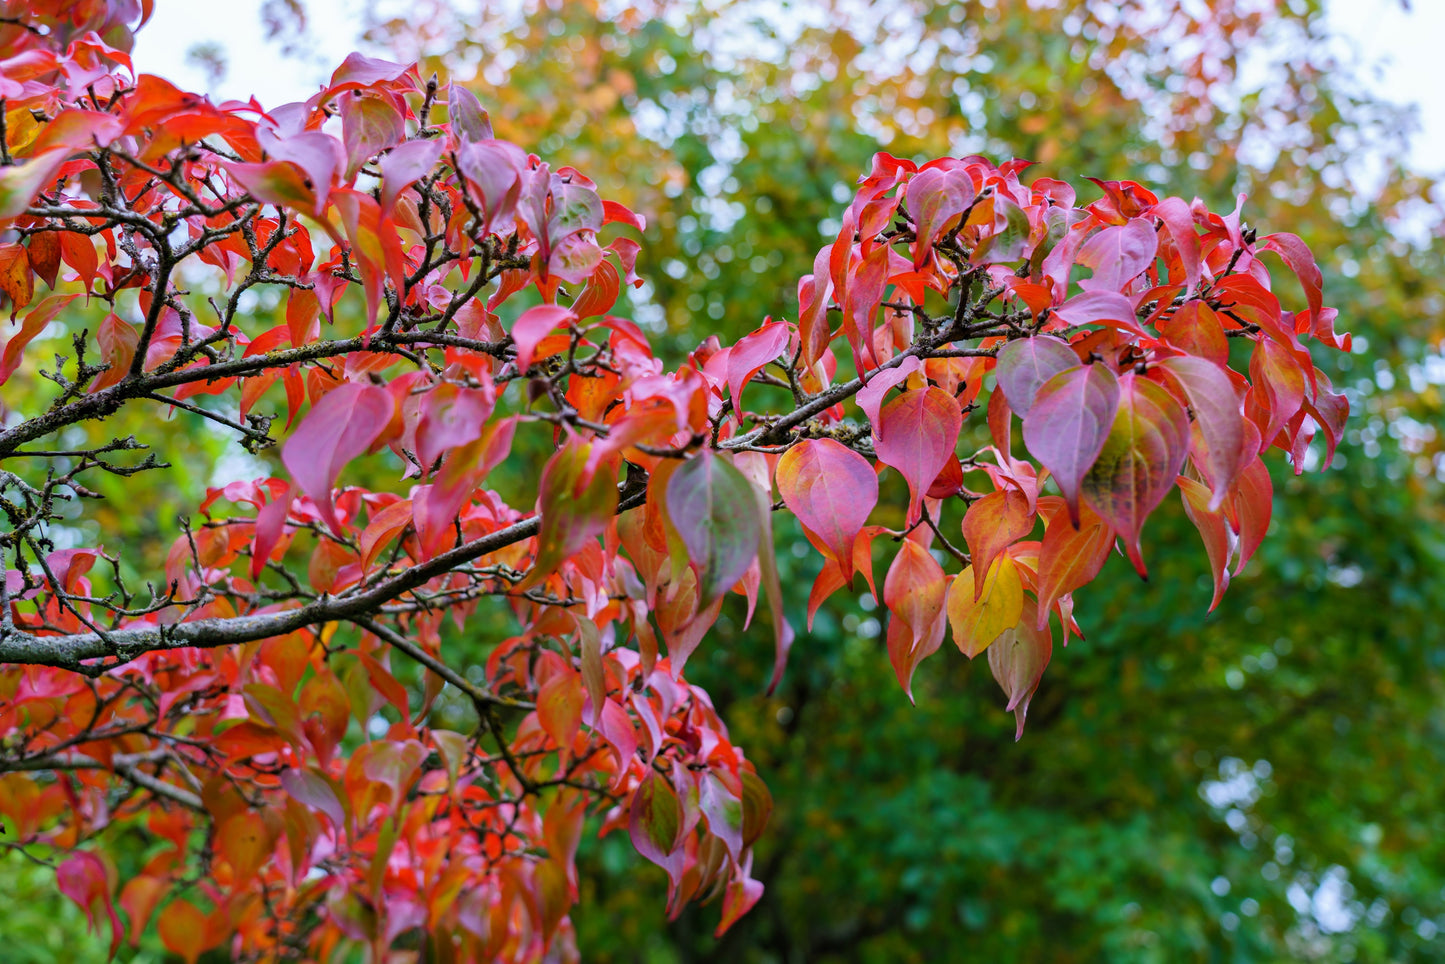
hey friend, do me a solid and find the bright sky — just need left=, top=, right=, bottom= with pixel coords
left=130, top=0, right=1445, bottom=176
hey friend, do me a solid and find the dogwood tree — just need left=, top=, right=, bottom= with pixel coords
left=0, top=3, right=1348, bottom=960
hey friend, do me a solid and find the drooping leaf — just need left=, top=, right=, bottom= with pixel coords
left=629, top=769, right=684, bottom=882
left=993, top=336, right=1078, bottom=418
left=1177, top=475, right=1233, bottom=612
left=525, top=440, right=619, bottom=587
left=775, top=438, right=877, bottom=583
left=1, top=293, right=77, bottom=384
left=947, top=556, right=1024, bottom=659
left=1034, top=497, right=1113, bottom=630
left=157, top=897, right=209, bottom=964
left=57, top=851, right=123, bottom=959
left=1021, top=363, right=1120, bottom=525
left=1079, top=372, right=1190, bottom=577
left=726, top=320, right=790, bottom=416
left=873, top=386, right=962, bottom=525
left=987, top=599, right=1052, bottom=740
left=666, top=451, right=762, bottom=610
left=510, top=303, right=575, bottom=373
left=883, top=537, right=947, bottom=701
left=1155, top=354, right=1245, bottom=509
left=281, top=382, right=395, bottom=534
left=961, top=488, right=1035, bottom=596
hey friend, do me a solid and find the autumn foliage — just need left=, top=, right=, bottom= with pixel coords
left=0, top=2, right=1351, bottom=961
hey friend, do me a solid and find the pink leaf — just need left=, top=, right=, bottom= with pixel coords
left=57, top=852, right=123, bottom=959
left=726, top=320, right=790, bottom=417
left=1076, top=218, right=1158, bottom=292
left=1156, top=355, right=1245, bottom=509
left=1021, top=363, right=1120, bottom=526
left=510, top=304, right=575, bottom=374
left=378, top=137, right=445, bottom=217
left=776, top=438, right=877, bottom=583
left=281, top=382, right=394, bottom=534
left=874, top=386, right=962, bottom=526
left=993, top=336, right=1078, bottom=418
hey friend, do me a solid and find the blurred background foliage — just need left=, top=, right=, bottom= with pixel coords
left=4, top=0, right=1445, bottom=961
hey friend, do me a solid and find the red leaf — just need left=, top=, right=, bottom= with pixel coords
left=1260, top=232, right=1323, bottom=320
left=1149, top=196, right=1202, bottom=292
left=716, top=875, right=766, bottom=938
left=157, top=897, right=209, bottom=964
left=1155, top=355, right=1245, bottom=509
left=0, top=242, right=34, bottom=310
left=1080, top=373, right=1191, bottom=577
left=251, top=484, right=293, bottom=580
left=281, top=382, right=395, bottom=534
left=1, top=293, right=77, bottom=385
left=1021, top=363, right=1120, bottom=526
left=726, top=320, right=790, bottom=416
left=225, top=160, right=318, bottom=215
left=883, top=537, right=947, bottom=701
left=538, top=669, right=584, bottom=756
left=415, top=415, right=515, bottom=558
left=57, top=852, right=123, bottom=959
left=89, top=312, right=138, bottom=392
left=874, top=386, right=962, bottom=526
left=775, top=438, right=877, bottom=583
left=797, top=245, right=834, bottom=368
left=1158, top=300, right=1229, bottom=368
left=0, top=149, right=71, bottom=218
left=1229, top=456, right=1273, bottom=574
left=1248, top=337, right=1307, bottom=451
left=1177, top=475, right=1233, bottom=612
left=1034, top=497, right=1113, bottom=629
left=27, top=231, right=59, bottom=289
left=415, top=382, right=496, bottom=470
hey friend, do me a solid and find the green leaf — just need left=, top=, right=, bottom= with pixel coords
left=666, top=451, right=762, bottom=609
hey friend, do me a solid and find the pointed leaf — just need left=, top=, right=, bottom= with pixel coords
left=1021, top=363, right=1120, bottom=525
left=874, top=386, right=961, bottom=525
left=961, top=488, right=1034, bottom=596
left=1080, top=373, right=1190, bottom=577
left=987, top=599, right=1052, bottom=740
left=994, top=336, right=1077, bottom=418
left=1156, top=355, right=1245, bottom=509
left=666, top=452, right=762, bottom=609
left=281, top=382, right=394, bottom=534
left=1177, top=475, right=1233, bottom=612
left=776, top=438, right=877, bottom=583
left=947, top=556, right=1024, bottom=658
